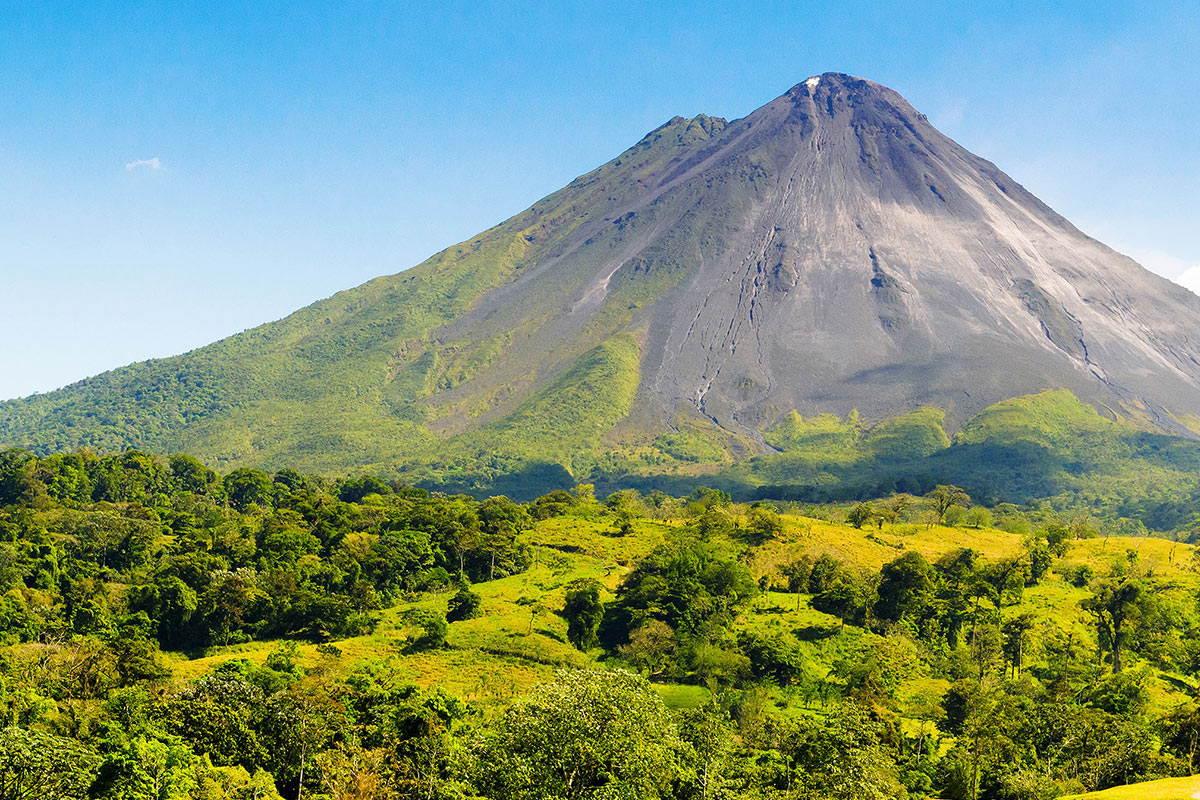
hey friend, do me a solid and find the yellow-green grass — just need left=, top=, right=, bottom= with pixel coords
left=154, top=511, right=1200, bottom=724
left=1063, top=775, right=1200, bottom=799
left=750, top=516, right=1025, bottom=577
left=1059, top=535, right=1193, bottom=578
left=653, top=683, right=712, bottom=709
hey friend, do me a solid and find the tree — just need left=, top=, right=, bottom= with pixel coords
left=887, top=493, right=914, bottom=520
left=224, top=469, right=275, bottom=510
left=193, top=766, right=282, bottom=800
left=928, top=485, right=971, bottom=522
left=475, top=496, right=531, bottom=582
left=776, top=703, right=906, bottom=800
left=167, top=675, right=266, bottom=770
left=312, top=744, right=393, bottom=800
left=562, top=579, right=604, bottom=650
left=1024, top=539, right=1052, bottom=585
left=847, top=502, right=874, bottom=529
left=980, top=556, right=1026, bottom=608
left=363, top=529, right=435, bottom=600
left=528, top=490, right=576, bottom=521
left=739, top=631, right=804, bottom=686
left=1001, top=613, right=1035, bottom=678
left=261, top=682, right=347, bottom=800
left=406, top=609, right=448, bottom=651
left=0, top=726, right=100, bottom=800
left=604, top=489, right=646, bottom=520
left=812, top=576, right=867, bottom=630
left=874, top=551, right=935, bottom=623
left=446, top=583, right=482, bottom=622
left=93, top=735, right=199, bottom=800
left=199, top=571, right=263, bottom=648
left=941, top=678, right=1009, bottom=800
left=337, top=476, right=392, bottom=504
left=780, top=556, right=813, bottom=611
left=744, top=506, right=783, bottom=544
left=676, top=704, right=733, bottom=800
left=1083, top=577, right=1142, bottom=673
left=599, top=539, right=755, bottom=649
left=617, top=620, right=677, bottom=675
left=696, top=506, right=735, bottom=539
left=807, top=553, right=844, bottom=594
left=471, top=669, right=684, bottom=800
left=962, top=506, right=992, bottom=529
left=128, top=574, right=200, bottom=650
left=169, top=454, right=219, bottom=495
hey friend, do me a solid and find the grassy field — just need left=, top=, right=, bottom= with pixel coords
left=160, top=508, right=1200, bottom=730
left=1063, top=776, right=1200, bottom=799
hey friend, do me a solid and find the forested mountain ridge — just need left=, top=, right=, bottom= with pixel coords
left=6, top=74, right=1200, bottom=491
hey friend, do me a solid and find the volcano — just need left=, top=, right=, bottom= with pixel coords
left=5, top=73, right=1200, bottom=478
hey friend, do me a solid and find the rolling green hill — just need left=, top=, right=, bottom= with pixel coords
left=1063, top=778, right=1200, bottom=799
left=660, top=391, right=1200, bottom=518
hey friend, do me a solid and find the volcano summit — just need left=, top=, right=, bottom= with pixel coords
left=4, top=73, right=1200, bottom=481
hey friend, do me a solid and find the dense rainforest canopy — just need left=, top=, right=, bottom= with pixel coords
left=1, top=446, right=1200, bottom=799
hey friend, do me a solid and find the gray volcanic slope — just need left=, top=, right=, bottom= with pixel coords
left=451, top=72, right=1200, bottom=435
left=648, top=75, right=1200, bottom=432
left=4, top=72, right=1200, bottom=470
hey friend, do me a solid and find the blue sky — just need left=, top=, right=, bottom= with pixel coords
left=1, top=1, right=1197, bottom=400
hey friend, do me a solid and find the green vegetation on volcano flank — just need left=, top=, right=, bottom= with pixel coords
left=0, top=114, right=729, bottom=477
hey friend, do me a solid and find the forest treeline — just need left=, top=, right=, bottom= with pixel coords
left=2, top=447, right=1200, bottom=799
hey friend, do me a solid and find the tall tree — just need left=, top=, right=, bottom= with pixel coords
left=561, top=579, right=604, bottom=650
left=0, top=727, right=100, bottom=800
left=471, top=669, right=684, bottom=800
left=928, top=485, right=971, bottom=522
left=1083, top=578, right=1142, bottom=673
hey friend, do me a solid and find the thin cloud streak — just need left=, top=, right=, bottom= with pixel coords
left=125, top=156, right=164, bottom=172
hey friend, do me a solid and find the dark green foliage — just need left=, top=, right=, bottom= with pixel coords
left=600, top=538, right=756, bottom=649
left=471, top=669, right=684, bottom=800
left=338, top=475, right=393, bottom=503
left=874, top=552, right=935, bottom=622
left=744, top=505, right=783, bottom=543
left=1025, top=539, right=1052, bottom=585
left=224, top=468, right=275, bottom=510
left=812, top=574, right=869, bottom=628
left=406, top=608, right=448, bottom=650
left=0, top=726, right=101, bottom=799
left=848, top=501, right=874, bottom=529
left=447, top=582, right=482, bottom=622
left=807, top=553, right=845, bottom=594
left=764, top=703, right=907, bottom=799
left=1084, top=576, right=1144, bottom=673
left=562, top=579, right=604, bottom=650
left=166, top=675, right=267, bottom=768
left=0, top=444, right=1196, bottom=798
left=1069, top=563, right=1095, bottom=587
left=528, top=489, right=576, bottom=520
left=0, top=449, right=532, bottom=655
left=738, top=630, right=804, bottom=686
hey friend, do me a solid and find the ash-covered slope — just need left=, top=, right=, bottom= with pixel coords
left=416, top=71, right=1200, bottom=440
left=4, top=73, right=1200, bottom=474
left=628, top=73, right=1200, bottom=435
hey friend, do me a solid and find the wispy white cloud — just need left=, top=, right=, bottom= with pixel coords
left=1120, top=246, right=1192, bottom=277
left=931, top=99, right=967, bottom=130
left=125, top=157, right=164, bottom=172
left=1172, top=265, right=1200, bottom=297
